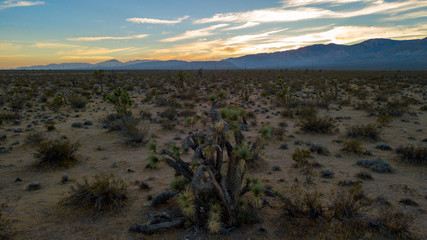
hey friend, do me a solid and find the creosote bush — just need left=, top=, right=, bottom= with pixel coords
left=63, top=173, right=127, bottom=215
left=34, top=138, right=79, bottom=168
left=298, top=115, right=335, bottom=134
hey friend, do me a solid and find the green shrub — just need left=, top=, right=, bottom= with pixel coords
left=63, top=173, right=127, bottom=215
left=106, top=87, right=132, bottom=115
left=34, top=138, right=79, bottom=168
left=170, top=177, right=190, bottom=191
left=220, top=107, right=246, bottom=123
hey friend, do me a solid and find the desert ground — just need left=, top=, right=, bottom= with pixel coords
left=0, top=69, right=426, bottom=240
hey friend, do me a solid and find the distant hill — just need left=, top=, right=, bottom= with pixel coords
left=223, top=38, right=427, bottom=70
left=14, top=38, right=427, bottom=70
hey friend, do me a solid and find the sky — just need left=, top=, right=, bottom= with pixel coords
left=0, top=0, right=426, bottom=68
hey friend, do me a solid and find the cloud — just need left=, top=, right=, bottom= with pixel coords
left=150, top=24, right=427, bottom=61
left=160, top=24, right=229, bottom=42
left=0, top=0, right=44, bottom=10
left=0, top=42, right=22, bottom=50
left=194, top=0, right=427, bottom=25
left=67, top=34, right=148, bottom=41
left=57, top=47, right=135, bottom=56
left=383, top=10, right=427, bottom=21
left=127, top=15, right=189, bottom=24
left=224, top=22, right=260, bottom=31
left=60, top=56, right=115, bottom=60
left=195, top=8, right=334, bottom=24
left=282, top=0, right=371, bottom=7
left=32, top=42, right=80, bottom=48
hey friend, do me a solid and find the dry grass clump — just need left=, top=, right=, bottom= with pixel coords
left=346, top=123, right=380, bottom=141
left=298, top=115, right=336, bottom=134
left=396, top=145, right=427, bottom=164
left=62, top=173, right=128, bottom=215
left=34, top=138, right=79, bottom=168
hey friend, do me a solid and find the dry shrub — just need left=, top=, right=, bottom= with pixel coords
left=298, top=115, right=336, bottom=134
left=34, top=138, right=79, bottom=168
left=347, top=123, right=380, bottom=141
left=63, top=173, right=127, bottom=215
left=69, top=94, right=87, bottom=109
left=341, top=140, right=363, bottom=154
left=328, top=185, right=370, bottom=219
left=396, top=145, right=427, bottom=164
left=374, top=208, right=413, bottom=238
left=25, top=131, right=45, bottom=146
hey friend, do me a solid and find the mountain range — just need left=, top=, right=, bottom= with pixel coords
left=14, top=38, right=427, bottom=70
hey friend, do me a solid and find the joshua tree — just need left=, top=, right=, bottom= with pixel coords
left=131, top=102, right=265, bottom=233
left=106, top=87, right=132, bottom=115
left=93, top=70, right=105, bottom=93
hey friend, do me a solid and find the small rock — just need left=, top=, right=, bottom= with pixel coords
left=71, top=122, right=83, bottom=128
left=25, top=182, right=41, bottom=191
left=15, top=177, right=22, bottom=182
left=399, top=198, right=419, bottom=206
left=61, top=175, right=69, bottom=184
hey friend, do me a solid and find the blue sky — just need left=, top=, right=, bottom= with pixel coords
left=0, top=0, right=426, bottom=68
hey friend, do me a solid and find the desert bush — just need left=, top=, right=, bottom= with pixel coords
left=328, top=185, right=370, bottom=219
left=106, top=87, right=132, bottom=115
left=292, top=148, right=311, bottom=165
left=283, top=186, right=323, bottom=219
left=161, top=108, right=177, bottom=121
left=396, top=145, right=427, bottom=164
left=69, top=94, right=87, bottom=109
left=0, top=111, right=20, bottom=125
left=25, top=131, right=45, bottom=146
left=355, top=171, right=373, bottom=180
left=307, top=142, right=330, bottom=155
left=44, top=121, right=55, bottom=131
left=376, top=115, right=392, bottom=126
left=219, top=107, right=246, bottom=124
left=420, top=104, right=427, bottom=111
left=34, top=138, right=79, bottom=168
left=356, top=158, right=392, bottom=173
left=374, top=208, right=413, bottom=237
left=346, top=123, right=380, bottom=141
left=298, top=115, right=336, bottom=134
left=160, top=119, right=175, bottom=130
left=63, top=173, right=127, bottom=215
left=341, top=140, right=363, bottom=154
left=377, top=99, right=407, bottom=117
left=280, top=109, right=294, bottom=118
left=49, top=95, right=64, bottom=111
left=294, top=106, right=317, bottom=118
left=375, top=142, right=392, bottom=151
